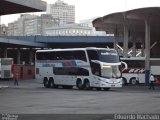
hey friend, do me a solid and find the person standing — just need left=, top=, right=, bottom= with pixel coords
left=13, top=64, right=19, bottom=86
left=14, top=72, right=19, bottom=86
left=149, top=74, right=155, bottom=90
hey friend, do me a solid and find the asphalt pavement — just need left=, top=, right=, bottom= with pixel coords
left=0, top=79, right=160, bottom=115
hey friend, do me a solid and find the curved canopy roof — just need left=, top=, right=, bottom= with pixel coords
left=93, top=7, right=160, bottom=35
left=0, top=0, right=46, bottom=15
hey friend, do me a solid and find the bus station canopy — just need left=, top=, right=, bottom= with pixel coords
left=0, top=0, right=46, bottom=15
left=92, top=7, right=160, bottom=58
left=93, top=7, right=160, bottom=36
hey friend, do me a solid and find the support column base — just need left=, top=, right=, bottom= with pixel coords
left=145, top=70, right=150, bottom=85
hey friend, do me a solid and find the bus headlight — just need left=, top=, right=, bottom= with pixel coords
left=102, top=65, right=111, bottom=68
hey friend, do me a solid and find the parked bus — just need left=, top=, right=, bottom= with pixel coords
left=35, top=48, right=122, bottom=90
left=0, top=58, right=13, bottom=80
left=121, top=57, right=160, bottom=85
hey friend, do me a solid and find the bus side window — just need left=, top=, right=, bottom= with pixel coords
left=73, top=51, right=87, bottom=61
left=87, top=50, right=99, bottom=61
left=90, top=62, right=101, bottom=76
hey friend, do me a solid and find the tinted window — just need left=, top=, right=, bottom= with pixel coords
left=54, top=67, right=89, bottom=76
left=1, top=59, right=12, bottom=65
left=87, top=50, right=99, bottom=61
left=123, top=60, right=145, bottom=68
left=36, top=52, right=56, bottom=60
left=36, top=68, right=39, bottom=74
left=55, top=50, right=87, bottom=61
left=36, top=50, right=87, bottom=61
left=151, top=60, right=160, bottom=66
left=98, top=50, right=120, bottom=63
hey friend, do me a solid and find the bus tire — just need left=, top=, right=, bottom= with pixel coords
left=43, top=77, right=49, bottom=88
left=48, top=78, right=55, bottom=88
left=103, top=88, right=110, bottom=91
left=84, top=79, right=91, bottom=90
left=122, top=77, right=127, bottom=85
left=130, top=77, right=138, bottom=85
left=76, top=79, right=84, bottom=90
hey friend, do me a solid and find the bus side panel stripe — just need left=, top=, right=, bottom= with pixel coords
left=62, top=62, right=67, bottom=67
left=71, top=61, right=77, bottom=67
left=62, top=61, right=77, bottom=67
left=66, top=61, right=72, bottom=67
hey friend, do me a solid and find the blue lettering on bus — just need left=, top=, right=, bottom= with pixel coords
left=42, top=63, right=55, bottom=67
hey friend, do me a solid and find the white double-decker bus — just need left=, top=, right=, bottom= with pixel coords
left=35, top=48, right=122, bottom=90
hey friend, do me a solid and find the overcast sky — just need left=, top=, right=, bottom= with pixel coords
left=1, top=0, right=160, bottom=25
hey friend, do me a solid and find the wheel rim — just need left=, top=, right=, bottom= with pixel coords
left=50, top=81, right=54, bottom=87
left=77, top=81, right=82, bottom=89
left=78, top=82, right=82, bottom=88
left=85, top=82, right=90, bottom=89
left=131, top=79, right=136, bottom=85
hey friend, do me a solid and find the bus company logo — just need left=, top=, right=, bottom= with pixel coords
left=101, top=52, right=117, bottom=56
left=42, top=63, right=55, bottom=67
left=123, top=68, right=145, bottom=73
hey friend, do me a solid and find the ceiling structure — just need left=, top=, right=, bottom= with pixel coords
left=93, top=7, right=160, bottom=36
left=0, top=0, right=46, bottom=15
left=93, top=7, right=160, bottom=58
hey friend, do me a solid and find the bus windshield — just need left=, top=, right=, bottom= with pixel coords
left=98, top=50, right=120, bottom=63
left=102, top=65, right=121, bottom=79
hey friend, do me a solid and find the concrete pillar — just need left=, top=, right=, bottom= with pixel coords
left=17, top=48, right=21, bottom=64
left=132, top=37, right=136, bottom=57
left=3, top=48, right=7, bottom=58
left=141, top=40, right=145, bottom=57
left=145, top=19, right=150, bottom=84
left=114, top=27, right=118, bottom=51
left=123, top=23, right=129, bottom=58
left=29, top=48, right=33, bottom=65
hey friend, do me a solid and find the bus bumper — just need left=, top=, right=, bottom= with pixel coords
left=99, top=79, right=122, bottom=88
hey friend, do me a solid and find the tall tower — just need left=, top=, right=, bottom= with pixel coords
left=49, top=0, right=75, bottom=24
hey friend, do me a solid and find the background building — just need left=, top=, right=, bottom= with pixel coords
left=24, top=14, right=59, bottom=36
left=48, top=0, right=75, bottom=24
left=7, top=14, right=59, bottom=36
left=45, top=23, right=92, bottom=36
left=7, top=14, right=37, bottom=36
left=79, top=19, right=107, bottom=36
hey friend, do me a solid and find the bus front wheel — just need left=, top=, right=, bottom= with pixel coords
left=49, top=78, right=55, bottom=88
left=76, top=79, right=84, bottom=90
left=130, top=78, right=138, bottom=85
left=84, top=79, right=91, bottom=90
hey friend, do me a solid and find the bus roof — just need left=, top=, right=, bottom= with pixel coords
left=36, top=47, right=116, bottom=52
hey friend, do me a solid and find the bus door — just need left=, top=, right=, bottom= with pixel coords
left=90, top=61, right=101, bottom=86
left=87, top=50, right=101, bottom=86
